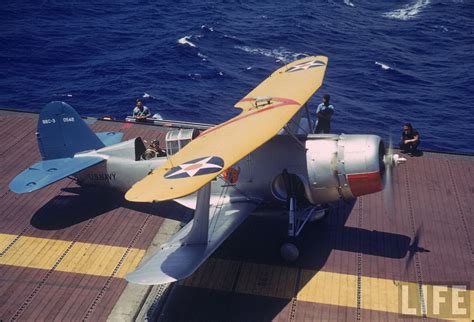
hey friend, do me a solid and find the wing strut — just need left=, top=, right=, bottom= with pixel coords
left=182, top=182, right=210, bottom=245
left=283, top=126, right=307, bottom=151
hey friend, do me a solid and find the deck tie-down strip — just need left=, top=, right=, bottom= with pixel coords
left=82, top=214, right=151, bottom=320
left=356, top=199, right=363, bottom=321
left=404, top=166, right=427, bottom=320
left=446, top=160, right=474, bottom=265
left=10, top=219, right=96, bottom=321
left=0, top=226, right=30, bottom=257
left=0, top=225, right=146, bottom=320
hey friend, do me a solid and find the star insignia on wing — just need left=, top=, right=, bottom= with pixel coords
left=286, top=60, right=326, bottom=73
left=164, top=156, right=224, bottom=179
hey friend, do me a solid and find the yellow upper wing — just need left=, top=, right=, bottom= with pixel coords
left=125, top=55, right=328, bottom=202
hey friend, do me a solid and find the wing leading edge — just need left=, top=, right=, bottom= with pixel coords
left=125, top=55, right=328, bottom=203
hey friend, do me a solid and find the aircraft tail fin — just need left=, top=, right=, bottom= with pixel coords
left=37, top=101, right=105, bottom=160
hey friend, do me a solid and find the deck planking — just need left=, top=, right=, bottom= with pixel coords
left=0, top=109, right=473, bottom=321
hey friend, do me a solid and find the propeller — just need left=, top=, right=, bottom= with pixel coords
left=382, top=136, right=406, bottom=216
left=405, top=224, right=430, bottom=271
left=379, top=136, right=428, bottom=272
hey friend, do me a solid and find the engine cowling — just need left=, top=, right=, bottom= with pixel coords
left=305, top=134, right=386, bottom=204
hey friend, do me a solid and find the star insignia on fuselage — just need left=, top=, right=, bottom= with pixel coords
left=164, top=156, right=224, bottom=179
left=286, top=60, right=326, bottom=73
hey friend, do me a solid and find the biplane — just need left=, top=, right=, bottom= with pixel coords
left=9, top=56, right=406, bottom=285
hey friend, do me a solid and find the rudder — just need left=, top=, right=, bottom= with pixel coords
left=37, top=101, right=104, bottom=160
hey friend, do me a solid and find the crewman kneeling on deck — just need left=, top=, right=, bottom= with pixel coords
left=399, top=123, right=420, bottom=155
left=132, top=99, right=151, bottom=121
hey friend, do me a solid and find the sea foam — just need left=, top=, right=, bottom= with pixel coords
left=383, top=0, right=431, bottom=20
left=143, top=92, right=157, bottom=99
left=234, top=46, right=308, bottom=63
left=375, top=61, right=392, bottom=70
left=178, top=36, right=197, bottom=47
left=344, top=0, right=355, bottom=7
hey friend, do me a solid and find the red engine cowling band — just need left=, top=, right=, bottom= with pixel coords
left=347, top=171, right=383, bottom=197
left=305, top=134, right=386, bottom=204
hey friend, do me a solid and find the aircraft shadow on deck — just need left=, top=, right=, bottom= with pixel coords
left=158, top=199, right=430, bottom=321
left=215, top=199, right=420, bottom=266
left=30, top=187, right=192, bottom=230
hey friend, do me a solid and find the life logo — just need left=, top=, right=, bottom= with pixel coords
left=398, top=282, right=471, bottom=319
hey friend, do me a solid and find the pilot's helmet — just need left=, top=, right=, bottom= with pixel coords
left=142, top=149, right=156, bottom=160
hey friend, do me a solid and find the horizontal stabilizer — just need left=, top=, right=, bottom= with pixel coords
left=126, top=198, right=258, bottom=285
left=96, top=132, right=124, bottom=146
left=9, top=156, right=104, bottom=193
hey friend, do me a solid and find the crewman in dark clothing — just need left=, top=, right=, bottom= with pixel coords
left=399, top=123, right=420, bottom=155
left=314, top=94, right=334, bottom=134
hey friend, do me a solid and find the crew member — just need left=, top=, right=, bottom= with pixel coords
left=150, top=139, right=166, bottom=157
left=399, top=123, right=420, bottom=155
left=141, top=139, right=166, bottom=160
left=132, top=99, right=151, bottom=121
left=314, top=94, right=334, bottom=134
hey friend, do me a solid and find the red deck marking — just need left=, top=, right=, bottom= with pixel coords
left=122, top=122, right=133, bottom=129
left=347, top=171, right=383, bottom=197
left=200, top=97, right=300, bottom=137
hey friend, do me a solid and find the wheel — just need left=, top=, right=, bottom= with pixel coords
left=280, top=242, right=299, bottom=262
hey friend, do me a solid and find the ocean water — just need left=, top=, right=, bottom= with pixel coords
left=1, top=0, right=473, bottom=153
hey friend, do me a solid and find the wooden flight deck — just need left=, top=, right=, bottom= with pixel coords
left=0, top=109, right=472, bottom=321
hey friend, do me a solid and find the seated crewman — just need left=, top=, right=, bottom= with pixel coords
left=399, top=123, right=420, bottom=155
left=141, top=140, right=166, bottom=160
left=149, top=139, right=166, bottom=157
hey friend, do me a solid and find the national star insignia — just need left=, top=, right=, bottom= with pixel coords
left=286, top=60, right=326, bottom=73
left=164, top=156, right=225, bottom=179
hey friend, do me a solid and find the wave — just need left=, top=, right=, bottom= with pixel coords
left=143, top=92, right=157, bottom=99
left=375, top=61, right=392, bottom=70
left=382, top=0, right=431, bottom=20
left=200, top=24, right=214, bottom=32
left=197, top=52, right=208, bottom=61
left=344, top=0, right=355, bottom=7
left=177, top=35, right=197, bottom=48
left=234, top=46, right=308, bottom=63
left=53, top=93, right=73, bottom=97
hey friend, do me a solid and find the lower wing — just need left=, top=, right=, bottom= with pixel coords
left=126, top=181, right=260, bottom=285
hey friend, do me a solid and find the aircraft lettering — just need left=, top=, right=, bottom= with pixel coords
left=42, top=118, right=56, bottom=125
left=63, top=117, right=75, bottom=122
left=88, top=173, right=116, bottom=181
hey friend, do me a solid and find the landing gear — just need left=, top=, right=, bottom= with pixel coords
left=279, top=197, right=330, bottom=262
left=280, top=241, right=299, bottom=262
left=278, top=169, right=330, bottom=262
left=309, top=205, right=329, bottom=222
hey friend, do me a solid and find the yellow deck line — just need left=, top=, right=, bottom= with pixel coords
left=1, top=232, right=472, bottom=320
left=0, top=233, right=145, bottom=278
left=182, top=258, right=474, bottom=321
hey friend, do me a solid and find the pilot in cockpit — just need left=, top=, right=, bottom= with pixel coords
left=142, top=139, right=166, bottom=160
